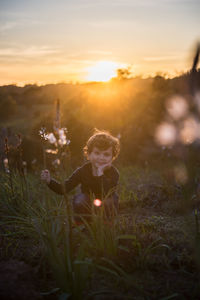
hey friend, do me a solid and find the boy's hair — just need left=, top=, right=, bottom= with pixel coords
left=84, top=129, right=120, bottom=159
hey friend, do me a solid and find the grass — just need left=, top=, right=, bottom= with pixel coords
left=0, top=166, right=200, bottom=299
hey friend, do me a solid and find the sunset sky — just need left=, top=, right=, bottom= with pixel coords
left=0, top=0, right=199, bottom=85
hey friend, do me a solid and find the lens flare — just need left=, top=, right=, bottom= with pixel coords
left=93, top=199, right=102, bottom=207
left=166, top=95, right=188, bottom=120
left=155, top=122, right=177, bottom=146
left=179, top=117, right=200, bottom=144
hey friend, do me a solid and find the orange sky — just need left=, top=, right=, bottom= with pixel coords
left=0, top=0, right=199, bottom=86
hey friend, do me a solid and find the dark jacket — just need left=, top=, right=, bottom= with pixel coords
left=48, top=161, right=119, bottom=199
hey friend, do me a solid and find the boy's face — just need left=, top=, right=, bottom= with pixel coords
left=88, top=146, right=113, bottom=167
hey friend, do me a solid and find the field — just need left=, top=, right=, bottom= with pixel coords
left=1, top=71, right=200, bottom=299
left=0, top=162, right=200, bottom=300
left=1, top=0, right=200, bottom=297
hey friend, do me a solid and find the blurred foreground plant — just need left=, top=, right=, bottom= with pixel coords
left=1, top=170, right=147, bottom=299
left=0, top=169, right=93, bottom=299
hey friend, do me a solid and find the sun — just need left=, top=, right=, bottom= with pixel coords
left=85, top=61, right=119, bottom=82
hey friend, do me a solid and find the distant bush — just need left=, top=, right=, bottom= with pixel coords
left=0, top=94, right=17, bottom=120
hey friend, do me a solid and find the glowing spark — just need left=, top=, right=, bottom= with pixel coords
left=93, top=199, right=102, bottom=207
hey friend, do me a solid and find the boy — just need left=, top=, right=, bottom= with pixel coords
left=41, top=129, right=120, bottom=220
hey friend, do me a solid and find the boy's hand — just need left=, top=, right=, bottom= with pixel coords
left=96, top=163, right=111, bottom=176
left=41, top=169, right=51, bottom=184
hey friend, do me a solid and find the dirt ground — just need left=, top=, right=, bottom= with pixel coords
left=0, top=260, right=42, bottom=300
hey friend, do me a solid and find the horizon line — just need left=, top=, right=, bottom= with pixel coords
left=0, top=69, right=195, bottom=88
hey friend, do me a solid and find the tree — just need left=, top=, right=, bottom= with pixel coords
left=0, top=95, right=17, bottom=120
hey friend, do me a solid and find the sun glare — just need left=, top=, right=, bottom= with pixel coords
left=86, top=61, right=119, bottom=82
